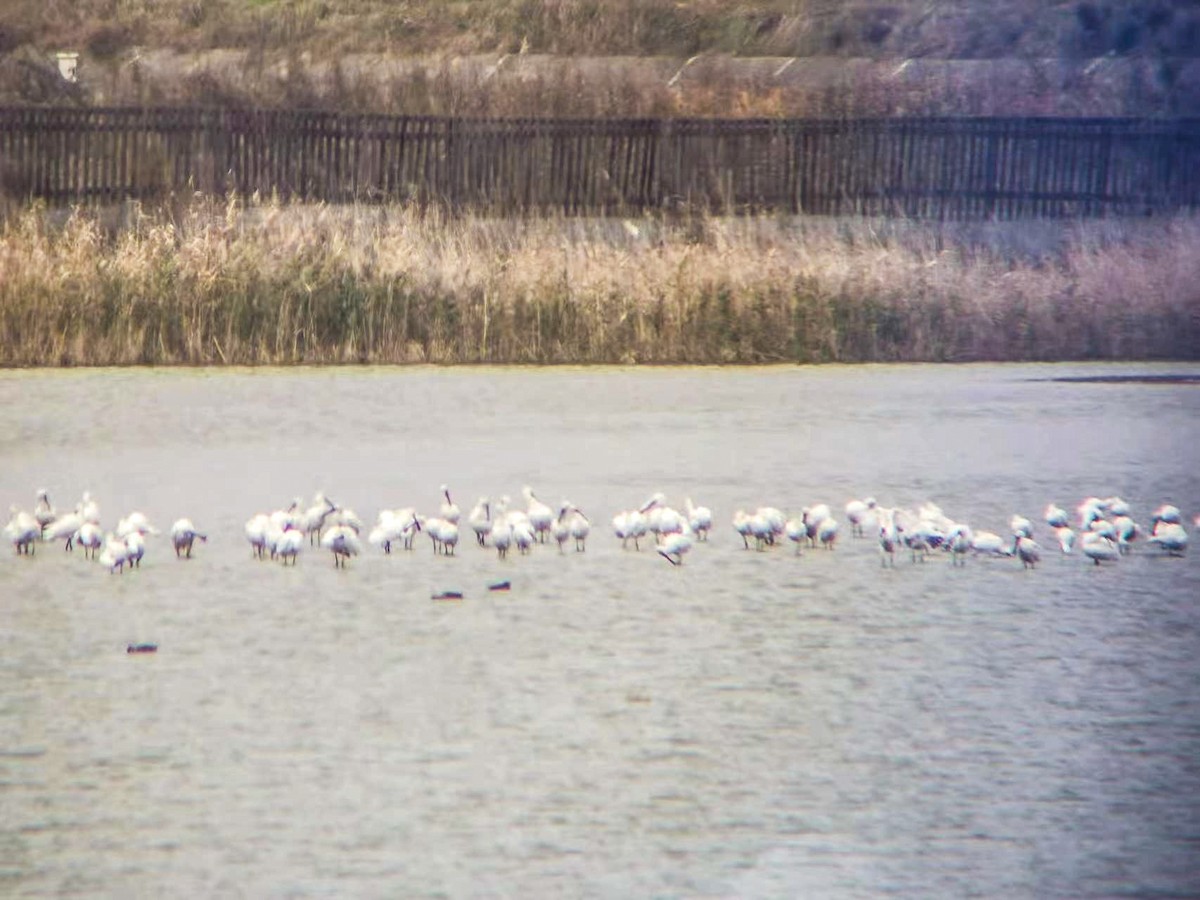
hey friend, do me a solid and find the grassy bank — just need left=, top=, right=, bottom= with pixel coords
left=5, top=1, right=1198, bottom=116
left=1, top=197, right=1197, bottom=366
left=6, top=0, right=1197, bottom=63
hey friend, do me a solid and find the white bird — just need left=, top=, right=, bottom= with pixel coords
left=549, top=504, right=570, bottom=553
left=904, top=527, right=932, bottom=563
left=44, top=506, right=85, bottom=551
left=566, top=504, right=590, bottom=552
left=116, top=512, right=157, bottom=538
left=523, top=487, right=554, bottom=543
left=658, top=524, right=694, bottom=566
left=276, top=526, right=304, bottom=565
left=79, top=491, right=101, bottom=525
left=328, top=505, right=364, bottom=535
left=468, top=498, right=491, bottom=547
left=77, top=522, right=103, bottom=560
left=1081, top=530, right=1119, bottom=565
left=1084, top=532, right=1118, bottom=566
left=322, top=524, right=362, bottom=567
left=124, top=531, right=146, bottom=569
left=817, top=516, right=839, bottom=550
left=1106, top=496, right=1131, bottom=517
left=170, top=518, right=207, bottom=558
left=424, top=517, right=448, bottom=554
left=271, top=499, right=304, bottom=535
left=911, top=514, right=948, bottom=559
left=612, top=508, right=646, bottom=550
left=944, top=522, right=972, bottom=566
left=369, top=508, right=414, bottom=554
left=34, top=489, right=56, bottom=534
left=245, top=513, right=271, bottom=559
left=685, top=497, right=712, bottom=542
left=1010, top=514, right=1034, bottom=539
left=971, top=531, right=1014, bottom=558
left=401, top=512, right=424, bottom=550
left=489, top=497, right=512, bottom=559
left=490, top=520, right=513, bottom=559
left=879, top=524, right=902, bottom=567
left=1112, top=515, right=1141, bottom=554
left=439, top=485, right=461, bottom=525
left=1077, top=497, right=1105, bottom=530
left=303, top=492, right=337, bottom=544
left=1014, top=535, right=1041, bottom=569
left=1054, top=526, right=1076, bottom=554
left=1151, top=504, right=1182, bottom=533
left=437, top=518, right=460, bottom=556
left=759, top=507, right=786, bottom=545
left=785, top=516, right=805, bottom=555
left=642, top=493, right=683, bottom=544
left=5, top=507, right=40, bottom=555
left=802, top=504, right=832, bottom=547
left=845, top=497, right=877, bottom=538
left=748, top=510, right=775, bottom=551
left=98, top=532, right=130, bottom=573
left=1147, top=523, right=1188, bottom=556
left=919, top=502, right=955, bottom=533
left=732, top=510, right=754, bottom=549
left=513, top=518, right=536, bottom=554
left=1044, top=503, right=1070, bottom=529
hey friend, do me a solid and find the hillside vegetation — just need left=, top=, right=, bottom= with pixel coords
left=1, top=1, right=1198, bottom=116
left=5, top=0, right=1199, bottom=61
left=2, top=3, right=1198, bottom=366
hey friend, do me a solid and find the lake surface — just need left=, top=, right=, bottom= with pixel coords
left=2, top=363, right=1199, bottom=898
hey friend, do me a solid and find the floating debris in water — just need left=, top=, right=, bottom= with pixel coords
left=1033, top=374, right=1200, bottom=385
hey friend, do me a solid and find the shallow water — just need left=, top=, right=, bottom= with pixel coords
left=2, top=363, right=1199, bottom=898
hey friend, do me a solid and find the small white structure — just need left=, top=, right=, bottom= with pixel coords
left=55, top=52, right=79, bottom=83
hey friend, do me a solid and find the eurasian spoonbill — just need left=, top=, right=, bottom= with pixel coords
left=1081, top=531, right=1119, bottom=565
left=34, top=489, right=55, bottom=534
left=685, top=497, right=712, bottom=542
left=322, top=524, right=363, bottom=567
left=1014, top=535, right=1041, bottom=569
left=523, top=487, right=554, bottom=543
left=171, top=518, right=207, bottom=558
left=468, top=498, right=491, bottom=547
left=1044, top=504, right=1069, bottom=529
left=1147, top=523, right=1188, bottom=556
left=658, top=524, right=694, bottom=566
left=5, top=507, right=39, bottom=555
left=845, top=497, right=877, bottom=537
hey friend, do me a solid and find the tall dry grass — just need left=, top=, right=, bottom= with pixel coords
left=1, top=196, right=1197, bottom=366
left=9, top=0, right=1200, bottom=63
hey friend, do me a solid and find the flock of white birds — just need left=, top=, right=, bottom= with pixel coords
left=4, top=485, right=1194, bottom=573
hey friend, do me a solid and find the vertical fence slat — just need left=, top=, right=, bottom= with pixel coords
left=2, top=108, right=1198, bottom=219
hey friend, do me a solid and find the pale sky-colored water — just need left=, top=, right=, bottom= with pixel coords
left=2, top=363, right=1199, bottom=897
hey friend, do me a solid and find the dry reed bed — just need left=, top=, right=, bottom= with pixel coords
left=1, top=198, right=1197, bottom=366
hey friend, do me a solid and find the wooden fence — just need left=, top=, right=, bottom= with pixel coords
left=1, top=106, right=1199, bottom=218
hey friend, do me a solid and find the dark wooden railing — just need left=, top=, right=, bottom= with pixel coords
left=2, top=107, right=1198, bottom=218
